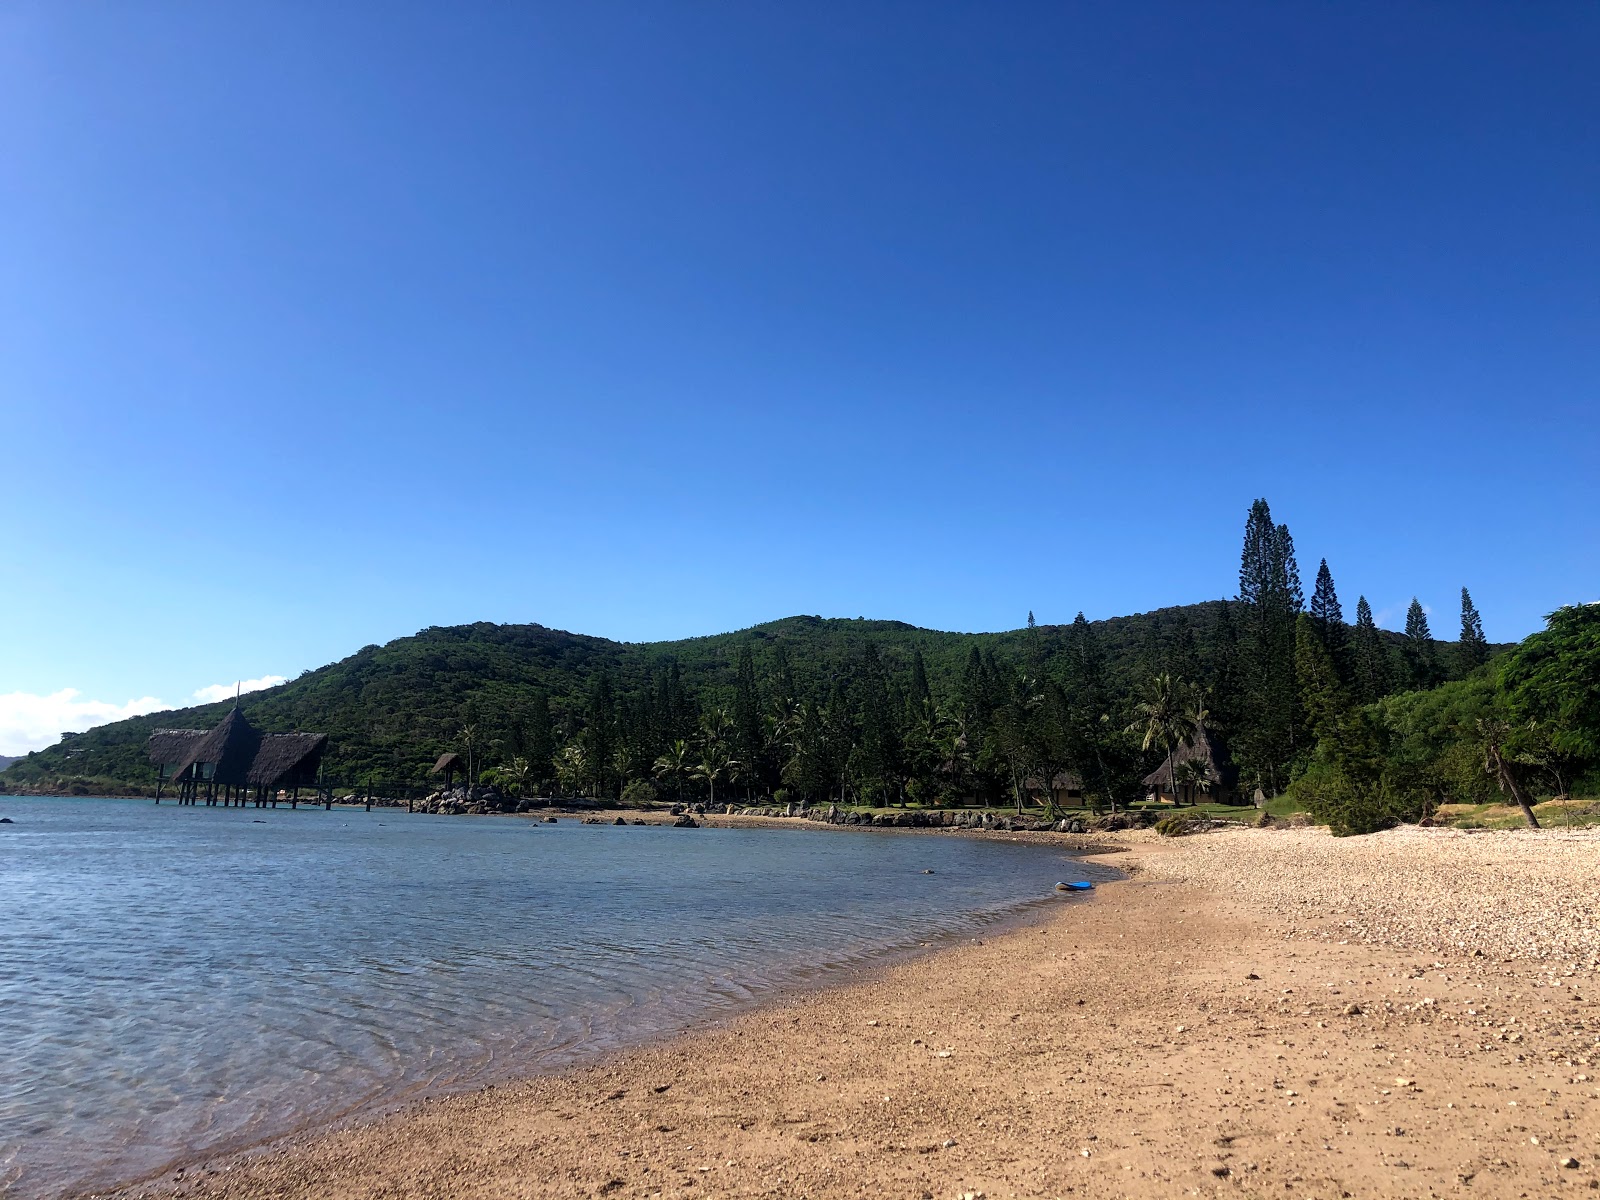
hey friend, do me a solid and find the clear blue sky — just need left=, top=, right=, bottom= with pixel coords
left=2, top=2, right=1596, bottom=752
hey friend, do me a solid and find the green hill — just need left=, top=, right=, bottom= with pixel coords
left=4, top=601, right=1478, bottom=794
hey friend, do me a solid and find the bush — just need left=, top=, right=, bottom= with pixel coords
left=620, top=778, right=657, bottom=805
left=1154, top=812, right=1206, bottom=837
left=1286, top=763, right=1423, bottom=837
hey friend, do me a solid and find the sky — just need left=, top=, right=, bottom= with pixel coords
left=1, top=2, right=1596, bottom=755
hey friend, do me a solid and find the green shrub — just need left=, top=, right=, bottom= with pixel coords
left=1286, top=763, right=1423, bottom=837
left=620, top=778, right=657, bottom=805
left=1154, top=812, right=1204, bottom=837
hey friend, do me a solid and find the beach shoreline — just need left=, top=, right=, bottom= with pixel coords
left=91, top=825, right=1600, bottom=1200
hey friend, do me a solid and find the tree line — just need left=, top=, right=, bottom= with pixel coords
left=453, top=498, right=1552, bottom=825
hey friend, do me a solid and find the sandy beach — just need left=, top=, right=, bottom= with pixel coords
left=102, top=825, right=1599, bottom=1200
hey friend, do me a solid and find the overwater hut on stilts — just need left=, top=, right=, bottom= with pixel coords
left=430, top=752, right=466, bottom=791
left=149, top=706, right=328, bottom=808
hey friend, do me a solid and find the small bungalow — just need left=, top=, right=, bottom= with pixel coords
left=1024, top=771, right=1086, bottom=809
left=1142, top=723, right=1240, bottom=805
left=149, top=706, right=327, bottom=806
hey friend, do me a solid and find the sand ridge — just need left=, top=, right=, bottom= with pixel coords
left=101, top=827, right=1599, bottom=1200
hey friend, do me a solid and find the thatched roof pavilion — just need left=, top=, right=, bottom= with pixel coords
left=148, top=707, right=327, bottom=793
left=1143, top=723, right=1239, bottom=801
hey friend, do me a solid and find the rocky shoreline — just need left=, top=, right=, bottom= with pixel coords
left=408, top=784, right=1178, bottom=832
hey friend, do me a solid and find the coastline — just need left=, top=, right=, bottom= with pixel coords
left=98, top=826, right=1600, bottom=1199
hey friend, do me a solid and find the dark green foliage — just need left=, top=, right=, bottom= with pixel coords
left=1403, top=598, right=1440, bottom=689
left=1309, top=559, right=1353, bottom=684
left=1236, top=499, right=1303, bottom=793
left=8, top=499, right=1526, bottom=827
left=1352, top=596, right=1391, bottom=705
left=1499, top=603, right=1600, bottom=774
left=1288, top=762, right=1422, bottom=837
left=1458, top=588, right=1489, bottom=675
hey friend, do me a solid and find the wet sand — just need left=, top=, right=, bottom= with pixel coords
left=104, top=826, right=1599, bottom=1199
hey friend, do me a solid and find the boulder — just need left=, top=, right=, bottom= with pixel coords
left=672, top=815, right=700, bottom=828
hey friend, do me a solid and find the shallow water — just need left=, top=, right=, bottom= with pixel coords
left=0, top=795, right=1111, bottom=1198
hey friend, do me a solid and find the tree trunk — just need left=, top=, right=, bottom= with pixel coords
left=1487, top=743, right=1540, bottom=829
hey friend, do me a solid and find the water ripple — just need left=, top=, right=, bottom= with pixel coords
left=0, top=796, right=1114, bottom=1198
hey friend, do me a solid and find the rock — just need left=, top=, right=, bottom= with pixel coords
left=1560, top=1157, right=1580, bottom=1169
left=1342, top=1003, right=1362, bottom=1015
left=613, top=816, right=628, bottom=825
left=672, top=815, right=699, bottom=828
left=542, top=816, right=558, bottom=823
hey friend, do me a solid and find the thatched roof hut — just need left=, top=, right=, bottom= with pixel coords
left=148, top=707, right=326, bottom=790
left=431, top=752, right=464, bottom=776
left=1142, top=723, right=1238, bottom=798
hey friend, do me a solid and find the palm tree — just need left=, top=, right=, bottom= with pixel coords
left=652, top=739, right=693, bottom=805
left=554, top=742, right=588, bottom=797
left=458, top=722, right=481, bottom=783
left=501, top=755, right=534, bottom=800
left=692, top=741, right=739, bottom=810
left=1127, top=673, right=1194, bottom=806
left=1173, top=756, right=1212, bottom=808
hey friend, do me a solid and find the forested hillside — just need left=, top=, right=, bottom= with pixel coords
left=11, top=499, right=1540, bottom=825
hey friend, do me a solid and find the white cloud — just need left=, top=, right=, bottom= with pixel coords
left=0, top=689, right=169, bottom=757
left=191, top=675, right=287, bottom=705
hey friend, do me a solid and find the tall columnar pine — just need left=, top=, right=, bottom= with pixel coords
left=527, top=692, right=557, bottom=789
left=584, top=671, right=619, bottom=798
left=1458, top=588, right=1490, bottom=674
left=909, top=646, right=932, bottom=710
left=1063, top=610, right=1127, bottom=811
left=732, top=643, right=765, bottom=793
left=1237, top=499, right=1303, bottom=794
left=1309, top=559, right=1353, bottom=683
left=1403, top=598, right=1440, bottom=690
left=852, top=644, right=903, bottom=805
left=1294, top=613, right=1350, bottom=751
left=1163, top=612, right=1202, bottom=685
left=1351, top=596, right=1389, bottom=705
left=1201, top=600, right=1243, bottom=735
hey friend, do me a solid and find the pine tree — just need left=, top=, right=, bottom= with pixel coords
left=851, top=644, right=903, bottom=805
left=1308, top=559, right=1352, bottom=683
left=1458, top=587, right=1489, bottom=674
left=1403, top=598, right=1439, bottom=689
left=1163, top=612, right=1201, bottom=685
left=1294, top=614, right=1348, bottom=750
left=909, top=646, right=932, bottom=709
left=528, top=692, right=556, bottom=790
left=1063, top=612, right=1124, bottom=811
left=732, top=643, right=764, bottom=795
left=1237, top=499, right=1302, bottom=793
left=1351, top=596, right=1389, bottom=705
left=584, top=671, right=618, bottom=798
left=1202, top=601, right=1243, bottom=735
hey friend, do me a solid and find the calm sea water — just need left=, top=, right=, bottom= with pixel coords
left=0, top=795, right=1111, bottom=1198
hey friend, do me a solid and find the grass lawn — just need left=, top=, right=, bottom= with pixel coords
left=1435, top=797, right=1600, bottom=829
